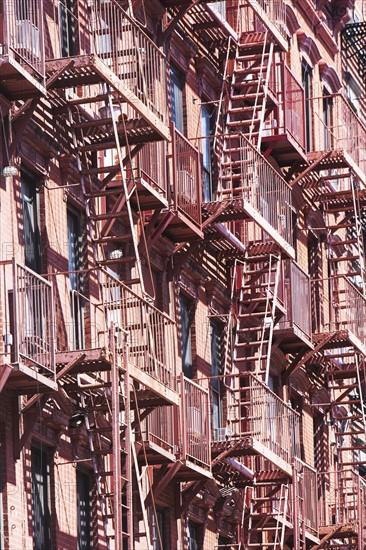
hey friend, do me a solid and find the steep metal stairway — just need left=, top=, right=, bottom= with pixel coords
left=246, top=481, right=289, bottom=549
left=67, top=91, right=156, bottom=295
left=227, top=31, right=275, bottom=146
left=233, top=253, right=283, bottom=383
left=321, top=178, right=366, bottom=292
left=218, top=31, right=276, bottom=207
left=76, top=330, right=132, bottom=550
left=329, top=352, right=366, bottom=469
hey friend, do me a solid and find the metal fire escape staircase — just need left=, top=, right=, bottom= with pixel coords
left=246, top=481, right=289, bottom=549
left=77, top=329, right=132, bottom=549
left=225, top=30, right=275, bottom=149
left=68, top=92, right=147, bottom=294
left=321, top=178, right=366, bottom=291
left=67, top=93, right=161, bottom=548
left=233, top=253, right=282, bottom=383
left=329, top=353, right=366, bottom=470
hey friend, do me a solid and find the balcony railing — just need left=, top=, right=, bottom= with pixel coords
left=223, top=373, right=301, bottom=466
left=311, top=94, right=366, bottom=177
left=102, top=270, right=177, bottom=391
left=142, top=406, right=176, bottom=456
left=278, top=261, right=311, bottom=339
left=47, top=0, right=167, bottom=127
left=1, top=0, right=45, bottom=84
left=317, top=470, right=366, bottom=535
left=311, top=276, right=366, bottom=348
left=274, top=62, right=305, bottom=150
left=293, top=458, right=318, bottom=536
left=221, top=134, right=293, bottom=247
left=90, top=0, right=167, bottom=124
left=0, top=260, right=55, bottom=379
left=171, top=125, right=202, bottom=226
left=136, top=141, right=168, bottom=197
left=228, top=0, right=287, bottom=47
left=180, top=375, right=211, bottom=469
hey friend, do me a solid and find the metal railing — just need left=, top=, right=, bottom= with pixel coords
left=136, top=141, right=167, bottom=197
left=311, top=94, right=366, bottom=177
left=311, top=276, right=366, bottom=348
left=278, top=261, right=311, bottom=338
left=224, top=373, right=301, bottom=465
left=142, top=406, right=176, bottom=455
left=47, top=0, right=167, bottom=124
left=102, top=270, right=177, bottom=391
left=232, top=0, right=287, bottom=41
left=171, top=124, right=202, bottom=226
left=317, top=470, right=366, bottom=531
left=0, top=260, right=55, bottom=378
left=2, top=0, right=45, bottom=81
left=221, top=133, right=293, bottom=246
left=293, top=458, right=318, bottom=536
left=51, top=271, right=106, bottom=353
left=276, top=62, right=305, bottom=150
left=90, top=0, right=167, bottom=124
left=180, top=375, right=211, bottom=469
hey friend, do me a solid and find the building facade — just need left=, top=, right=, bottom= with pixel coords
left=0, top=0, right=366, bottom=548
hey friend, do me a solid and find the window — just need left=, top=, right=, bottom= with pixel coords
left=322, top=90, right=333, bottom=150
left=152, top=508, right=167, bottom=550
left=21, top=169, right=41, bottom=273
left=201, top=104, right=215, bottom=202
left=170, top=65, right=185, bottom=134
left=31, top=445, right=51, bottom=550
left=77, top=469, right=91, bottom=550
left=59, top=0, right=78, bottom=57
left=67, top=207, right=85, bottom=349
left=301, top=61, right=313, bottom=152
left=211, top=321, right=223, bottom=436
left=179, top=294, right=193, bottom=378
left=187, top=521, right=200, bottom=550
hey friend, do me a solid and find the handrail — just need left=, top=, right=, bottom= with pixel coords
left=310, top=93, right=366, bottom=178
left=179, top=374, right=211, bottom=469
left=171, top=123, right=202, bottom=226
left=278, top=261, right=311, bottom=338
left=0, top=259, right=55, bottom=378
left=311, top=276, right=366, bottom=347
left=220, top=132, right=293, bottom=246
left=3, top=0, right=45, bottom=81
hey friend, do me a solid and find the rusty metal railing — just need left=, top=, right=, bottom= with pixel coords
left=102, top=270, right=177, bottom=391
left=142, top=406, right=176, bottom=455
left=225, top=373, right=301, bottom=465
left=311, top=276, right=366, bottom=348
left=277, top=62, right=305, bottom=150
left=2, top=0, right=45, bottom=82
left=317, top=470, right=365, bottom=532
left=292, top=458, right=318, bottom=536
left=278, top=261, right=311, bottom=339
left=171, top=124, right=202, bottom=226
left=311, top=94, right=366, bottom=177
left=220, top=133, right=293, bottom=246
left=180, top=375, right=211, bottom=469
left=228, top=0, right=287, bottom=44
left=0, top=260, right=55, bottom=378
left=136, top=141, right=168, bottom=196
left=90, top=0, right=167, bottom=124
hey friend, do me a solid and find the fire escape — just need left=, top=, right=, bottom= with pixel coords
left=0, top=0, right=211, bottom=548
left=284, top=82, right=366, bottom=547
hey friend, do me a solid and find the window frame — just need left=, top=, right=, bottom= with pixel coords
left=170, top=64, right=185, bottom=135
left=31, top=444, right=52, bottom=550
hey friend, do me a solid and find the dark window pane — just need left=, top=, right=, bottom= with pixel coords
left=170, top=65, right=184, bottom=134
left=31, top=446, right=51, bottom=550
left=77, top=470, right=91, bottom=550
left=21, top=171, right=41, bottom=273
left=180, top=295, right=193, bottom=378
